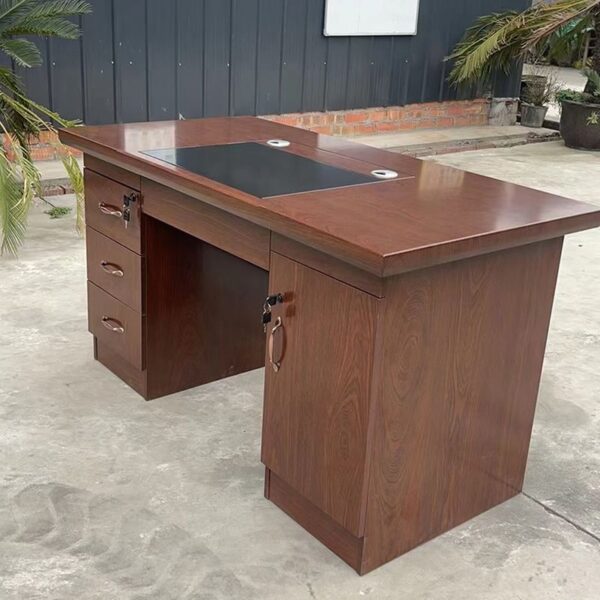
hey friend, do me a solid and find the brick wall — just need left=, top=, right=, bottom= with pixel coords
left=4, top=98, right=490, bottom=162
left=263, top=99, right=491, bottom=136
left=2, top=130, right=80, bottom=162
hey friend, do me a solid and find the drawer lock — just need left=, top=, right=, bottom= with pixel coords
left=122, top=192, right=140, bottom=229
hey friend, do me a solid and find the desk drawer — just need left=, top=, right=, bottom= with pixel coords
left=88, top=282, right=143, bottom=369
left=86, top=228, right=142, bottom=312
left=85, top=169, right=142, bottom=253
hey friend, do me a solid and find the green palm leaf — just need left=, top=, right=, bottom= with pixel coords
left=0, top=37, right=41, bottom=66
left=6, top=16, right=81, bottom=37
left=448, top=0, right=600, bottom=87
left=0, top=0, right=90, bottom=254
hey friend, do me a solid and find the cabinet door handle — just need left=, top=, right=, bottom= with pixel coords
left=268, top=316, right=283, bottom=372
left=101, top=316, right=125, bottom=334
left=100, top=261, right=124, bottom=277
left=98, top=202, right=122, bottom=218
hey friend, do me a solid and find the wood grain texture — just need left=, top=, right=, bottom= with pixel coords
left=261, top=252, right=378, bottom=536
left=144, top=217, right=268, bottom=400
left=142, top=178, right=270, bottom=270
left=85, top=155, right=141, bottom=190
left=360, top=237, right=564, bottom=574
left=84, top=169, right=142, bottom=254
left=88, top=282, right=144, bottom=370
left=95, top=338, right=147, bottom=398
left=271, top=234, right=384, bottom=297
left=267, top=470, right=364, bottom=573
left=86, top=228, right=143, bottom=312
left=61, top=118, right=600, bottom=275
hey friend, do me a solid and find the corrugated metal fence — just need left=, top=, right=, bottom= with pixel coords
left=10, top=0, right=529, bottom=125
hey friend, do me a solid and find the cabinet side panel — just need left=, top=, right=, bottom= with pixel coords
left=262, top=253, right=378, bottom=536
left=362, top=238, right=563, bottom=573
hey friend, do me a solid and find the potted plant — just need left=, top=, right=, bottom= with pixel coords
left=447, top=0, right=600, bottom=148
left=521, top=70, right=559, bottom=127
left=0, top=0, right=91, bottom=255
left=556, top=69, right=600, bottom=149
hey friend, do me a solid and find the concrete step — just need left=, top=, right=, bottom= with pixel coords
left=37, top=157, right=83, bottom=197
left=350, top=125, right=560, bottom=157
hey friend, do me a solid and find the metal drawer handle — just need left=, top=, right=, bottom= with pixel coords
left=98, top=202, right=122, bottom=218
left=268, top=317, right=283, bottom=372
left=101, top=316, right=125, bottom=334
left=100, top=261, right=124, bottom=277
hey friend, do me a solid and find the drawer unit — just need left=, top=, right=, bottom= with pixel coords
left=86, top=228, right=143, bottom=312
left=88, top=282, right=143, bottom=369
left=84, top=169, right=142, bottom=253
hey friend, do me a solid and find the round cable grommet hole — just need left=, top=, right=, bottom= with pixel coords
left=267, top=139, right=290, bottom=148
left=371, top=169, right=398, bottom=179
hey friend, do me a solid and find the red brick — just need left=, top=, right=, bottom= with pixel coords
left=355, top=123, right=377, bottom=135
left=339, top=125, right=356, bottom=135
left=42, top=185, right=68, bottom=196
left=453, top=116, right=476, bottom=127
left=396, top=119, right=418, bottom=130
left=272, top=115, right=298, bottom=126
left=435, top=117, right=454, bottom=128
left=310, top=125, right=332, bottom=134
left=344, top=111, right=369, bottom=123
left=56, top=146, right=82, bottom=158
left=30, top=147, right=57, bottom=161
left=375, top=121, right=401, bottom=132
left=414, top=117, right=437, bottom=129
left=368, top=109, right=387, bottom=122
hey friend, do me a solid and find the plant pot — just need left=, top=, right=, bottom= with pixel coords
left=521, top=103, right=548, bottom=128
left=560, top=100, right=600, bottom=150
left=521, top=74, right=547, bottom=102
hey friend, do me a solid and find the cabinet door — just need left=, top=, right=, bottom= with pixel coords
left=262, top=253, right=379, bottom=536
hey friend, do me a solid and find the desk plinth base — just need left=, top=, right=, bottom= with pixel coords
left=265, top=467, right=520, bottom=575
left=265, top=468, right=365, bottom=572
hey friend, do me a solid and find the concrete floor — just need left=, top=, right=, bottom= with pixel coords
left=1, top=141, right=599, bottom=599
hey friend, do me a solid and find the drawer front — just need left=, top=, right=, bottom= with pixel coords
left=85, top=169, right=142, bottom=253
left=85, top=155, right=141, bottom=191
left=86, top=228, right=142, bottom=312
left=88, top=282, right=143, bottom=369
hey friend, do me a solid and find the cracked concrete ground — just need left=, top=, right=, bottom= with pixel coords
left=1, top=140, right=599, bottom=599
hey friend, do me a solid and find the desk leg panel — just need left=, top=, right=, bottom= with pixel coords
left=361, top=237, right=564, bottom=573
left=144, top=217, right=268, bottom=399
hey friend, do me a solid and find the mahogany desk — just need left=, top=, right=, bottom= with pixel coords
left=59, top=118, right=600, bottom=574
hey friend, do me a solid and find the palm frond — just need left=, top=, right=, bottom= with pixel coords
left=0, top=37, right=41, bottom=67
left=5, top=15, right=81, bottom=38
left=448, top=0, right=600, bottom=86
left=60, top=151, right=83, bottom=234
left=0, top=123, right=39, bottom=254
left=0, top=1, right=35, bottom=25
left=583, top=67, right=600, bottom=95
left=0, top=0, right=36, bottom=33
left=0, top=0, right=90, bottom=254
left=0, top=0, right=90, bottom=39
left=25, top=0, right=91, bottom=19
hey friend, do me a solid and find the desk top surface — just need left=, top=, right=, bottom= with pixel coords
left=60, top=117, right=600, bottom=276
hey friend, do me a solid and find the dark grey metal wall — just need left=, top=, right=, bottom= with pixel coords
left=20, top=0, right=530, bottom=125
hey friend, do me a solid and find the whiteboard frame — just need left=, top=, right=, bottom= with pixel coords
left=323, top=0, right=421, bottom=37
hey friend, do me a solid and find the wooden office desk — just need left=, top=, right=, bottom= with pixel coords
left=59, top=117, right=600, bottom=574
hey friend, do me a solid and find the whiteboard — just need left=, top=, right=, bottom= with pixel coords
left=324, top=0, right=420, bottom=36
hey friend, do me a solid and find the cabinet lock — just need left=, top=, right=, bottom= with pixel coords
left=262, top=293, right=284, bottom=331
